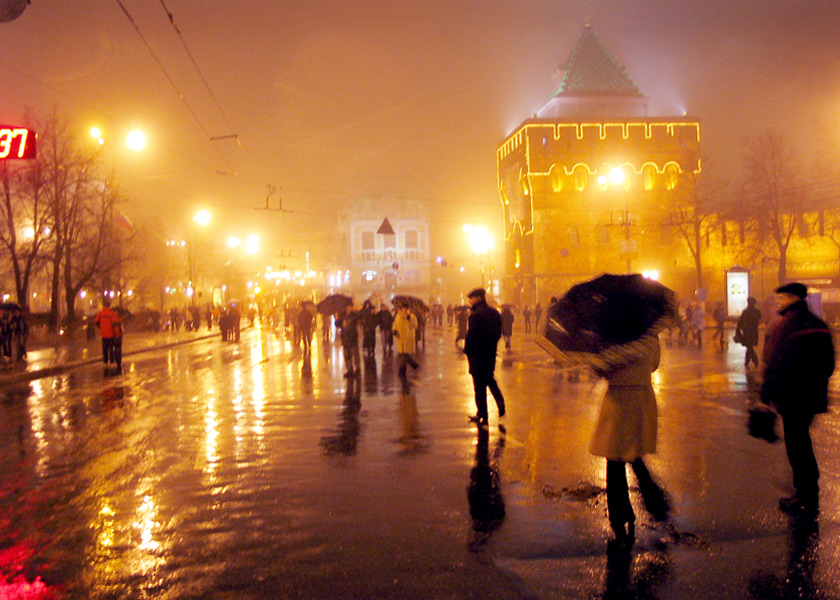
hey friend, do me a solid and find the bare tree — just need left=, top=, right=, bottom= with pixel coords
left=743, top=131, right=804, bottom=284
left=0, top=159, right=50, bottom=309
left=667, top=169, right=721, bottom=293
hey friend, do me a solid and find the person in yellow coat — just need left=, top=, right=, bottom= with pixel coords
left=392, top=305, right=419, bottom=377
left=589, top=327, right=670, bottom=541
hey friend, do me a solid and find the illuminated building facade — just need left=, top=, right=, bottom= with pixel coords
left=340, top=197, right=431, bottom=297
left=498, top=25, right=701, bottom=306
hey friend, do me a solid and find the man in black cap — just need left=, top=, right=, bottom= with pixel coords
left=464, top=288, right=505, bottom=428
left=762, top=282, right=835, bottom=515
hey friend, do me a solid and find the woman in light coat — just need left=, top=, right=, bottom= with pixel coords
left=589, top=327, right=670, bottom=541
left=392, top=306, right=419, bottom=376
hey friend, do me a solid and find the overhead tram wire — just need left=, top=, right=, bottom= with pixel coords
left=155, top=0, right=266, bottom=179
left=113, top=0, right=238, bottom=178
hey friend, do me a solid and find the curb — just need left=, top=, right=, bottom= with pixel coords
left=0, top=332, right=219, bottom=386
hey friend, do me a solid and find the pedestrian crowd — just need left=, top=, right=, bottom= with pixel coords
left=0, top=303, right=28, bottom=367
left=49, top=278, right=840, bottom=548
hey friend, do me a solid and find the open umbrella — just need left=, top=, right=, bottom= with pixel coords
left=0, top=301, right=20, bottom=311
left=316, top=294, right=352, bottom=315
left=453, top=305, right=470, bottom=314
left=537, top=273, right=676, bottom=367
left=392, top=295, right=429, bottom=315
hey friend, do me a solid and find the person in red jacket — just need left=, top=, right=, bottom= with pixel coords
left=94, top=296, right=123, bottom=370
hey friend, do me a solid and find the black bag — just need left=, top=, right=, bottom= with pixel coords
left=747, top=402, right=778, bottom=443
left=733, top=330, right=743, bottom=345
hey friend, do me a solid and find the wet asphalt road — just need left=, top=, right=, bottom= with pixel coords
left=2, top=323, right=840, bottom=599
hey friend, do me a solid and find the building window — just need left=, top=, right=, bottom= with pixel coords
left=404, top=230, right=418, bottom=249
left=642, top=165, right=656, bottom=191
left=383, top=233, right=396, bottom=249
left=598, top=226, right=609, bottom=245
left=665, top=165, right=679, bottom=190
left=569, top=226, right=580, bottom=246
left=361, top=231, right=375, bottom=251
left=574, top=165, right=588, bottom=192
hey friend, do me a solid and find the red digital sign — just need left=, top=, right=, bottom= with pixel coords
left=0, top=126, right=36, bottom=159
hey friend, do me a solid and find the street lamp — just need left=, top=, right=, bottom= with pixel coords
left=463, top=224, right=494, bottom=288
left=599, top=165, right=634, bottom=274
left=187, top=210, right=211, bottom=305
left=89, top=126, right=147, bottom=304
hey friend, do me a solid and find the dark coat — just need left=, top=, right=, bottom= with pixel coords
left=464, top=300, right=501, bottom=374
left=761, top=300, right=835, bottom=416
left=337, top=311, right=359, bottom=347
left=377, top=308, right=393, bottom=331
left=500, top=308, right=514, bottom=337
left=736, top=305, right=762, bottom=347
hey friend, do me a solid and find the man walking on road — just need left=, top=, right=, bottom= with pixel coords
left=762, top=282, right=835, bottom=515
left=736, top=296, right=762, bottom=367
left=464, top=288, right=505, bottom=428
left=94, top=297, right=123, bottom=371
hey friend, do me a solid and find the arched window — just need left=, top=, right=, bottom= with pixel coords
left=573, top=165, right=588, bottom=192
left=665, top=164, right=679, bottom=190
left=550, top=165, right=564, bottom=193
left=642, top=164, right=657, bottom=191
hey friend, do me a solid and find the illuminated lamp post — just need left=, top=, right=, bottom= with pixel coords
left=187, top=210, right=211, bottom=305
left=598, top=166, right=634, bottom=274
left=463, top=224, right=494, bottom=289
left=89, top=126, right=146, bottom=304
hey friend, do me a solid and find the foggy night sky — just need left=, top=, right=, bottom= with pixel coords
left=2, top=0, right=840, bottom=261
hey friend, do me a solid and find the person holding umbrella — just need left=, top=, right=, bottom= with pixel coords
left=588, top=327, right=670, bottom=541
left=537, top=274, right=674, bottom=541
left=464, top=288, right=505, bottom=428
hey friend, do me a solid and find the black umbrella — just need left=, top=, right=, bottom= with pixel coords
left=453, top=305, right=470, bottom=314
left=392, top=295, right=429, bottom=315
left=0, top=302, right=20, bottom=311
left=316, top=293, right=352, bottom=315
left=537, top=273, right=676, bottom=366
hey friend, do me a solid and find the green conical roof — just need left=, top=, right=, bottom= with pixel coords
left=554, top=25, right=642, bottom=97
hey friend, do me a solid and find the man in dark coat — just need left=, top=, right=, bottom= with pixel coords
left=500, top=306, right=514, bottom=350
left=337, top=303, right=361, bottom=378
left=377, top=304, right=393, bottom=354
left=761, top=282, right=835, bottom=515
left=736, top=296, right=762, bottom=367
left=464, top=288, right=505, bottom=427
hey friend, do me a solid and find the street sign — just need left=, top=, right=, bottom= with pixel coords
left=0, top=126, right=36, bottom=159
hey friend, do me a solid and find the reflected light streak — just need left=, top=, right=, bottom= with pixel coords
left=233, top=392, right=244, bottom=448
left=204, top=393, right=219, bottom=475
left=134, top=495, right=160, bottom=552
left=97, top=504, right=116, bottom=551
left=251, top=364, right=266, bottom=442
left=26, top=380, right=50, bottom=477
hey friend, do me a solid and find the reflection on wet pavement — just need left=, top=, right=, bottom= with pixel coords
left=2, top=325, right=840, bottom=598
